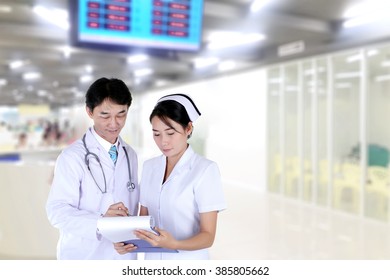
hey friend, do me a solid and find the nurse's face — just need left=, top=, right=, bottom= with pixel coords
left=151, top=116, right=192, bottom=160
left=86, top=98, right=128, bottom=144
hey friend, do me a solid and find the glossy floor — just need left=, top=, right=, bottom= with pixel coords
left=210, top=184, right=390, bottom=260
left=2, top=182, right=390, bottom=260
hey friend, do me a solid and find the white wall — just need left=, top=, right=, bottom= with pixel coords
left=0, top=162, right=59, bottom=259
left=133, top=68, right=267, bottom=190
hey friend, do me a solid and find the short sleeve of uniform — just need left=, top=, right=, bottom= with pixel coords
left=194, top=161, right=227, bottom=213
left=139, top=158, right=155, bottom=208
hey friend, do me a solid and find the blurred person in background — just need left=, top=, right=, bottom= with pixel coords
left=15, top=132, right=28, bottom=149
left=59, top=119, right=76, bottom=145
left=114, top=93, right=226, bottom=260
left=0, top=121, right=6, bottom=132
left=46, top=77, right=139, bottom=260
left=41, top=120, right=61, bottom=146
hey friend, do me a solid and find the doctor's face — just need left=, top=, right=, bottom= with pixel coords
left=87, top=98, right=128, bottom=144
left=151, top=116, right=192, bottom=160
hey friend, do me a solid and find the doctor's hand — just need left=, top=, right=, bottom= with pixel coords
left=134, top=227, right=178, bottom=250
left=103, top=202, right=129, bottom=217
left=114, top=242, right=138, bottom=254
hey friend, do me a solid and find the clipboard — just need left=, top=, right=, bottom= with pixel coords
left=124, top=239, right=178, bottom=253
left=97, top=215, right=178, bottom=253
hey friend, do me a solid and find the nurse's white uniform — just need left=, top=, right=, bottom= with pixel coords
left=46, top=128, right=139, bottom=260
left=140, top=145, right=227, bottom=260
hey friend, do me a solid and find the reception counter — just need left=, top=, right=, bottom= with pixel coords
left=0, top=149, right=61, bottom=259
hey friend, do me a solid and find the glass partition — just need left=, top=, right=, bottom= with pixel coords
left=302, top=60, right=314, bottom=202
left=267, top=67, right=282, bottom=193
left=284, top=63, right=300, bottom=198
left=316, top=57, right=329, bottom=206
left=365, top=45, right=390, bottom=222
left=266, top=42, right=390, bottom=223
left=331, top=50, right=362, bottom=214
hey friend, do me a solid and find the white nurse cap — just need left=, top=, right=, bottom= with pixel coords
left=157, top=94, right=201, bottom=122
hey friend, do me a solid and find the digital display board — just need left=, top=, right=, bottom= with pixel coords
left=69, top=0, right=204, bottom=52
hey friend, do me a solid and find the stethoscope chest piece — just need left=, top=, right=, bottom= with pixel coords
left=127, top=181, right=135, bottom=192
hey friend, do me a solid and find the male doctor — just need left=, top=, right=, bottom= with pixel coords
left=46, top=77, right=139, bottom=260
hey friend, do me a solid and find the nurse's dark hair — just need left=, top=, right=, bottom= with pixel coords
left=85, top=77, right=132, bottom=111
left=150, top=97, right=193, bottom=138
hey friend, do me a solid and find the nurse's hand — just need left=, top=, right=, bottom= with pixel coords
left=103, top=202, right=129, bottom=217
left=134, top=227, right=178, bottom=250
left=114, top=242, right=137, bottom=254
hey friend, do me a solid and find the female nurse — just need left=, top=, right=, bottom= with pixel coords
left=115, top=93, right=227, bottom=259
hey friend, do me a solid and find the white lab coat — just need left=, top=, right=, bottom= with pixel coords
left=46, top=128, right=139, bottom=260
left=139, top=145, right=227, bottom=260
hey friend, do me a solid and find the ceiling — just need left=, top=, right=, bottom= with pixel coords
left=1, top=0, right=390, bottom=108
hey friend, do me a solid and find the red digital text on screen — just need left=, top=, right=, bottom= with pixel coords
left=168, top=30, right=188, bottom=37
left=88, top=1, right=100, bottom=9
left=88, top=12, right=100, bottom=18
left=169, top=12, right=189, bottom=20
left=153, top=1, right=164, bottom=7
left=169, top=3, right=189, bottom=10
left=169, top=21, right=188, bottom=28
left=153, top=10, right=163, bottom=16
left=105, top=14, right=130, bottom=22
left=104, top=23, right=130, bottom=31
left=87, top=21, right=100, bottom=29
left=152, top=20, right=164, bottom=25
left=105, top=4, right=130, bottom=13
left=151, top=28, right=164, bottom=35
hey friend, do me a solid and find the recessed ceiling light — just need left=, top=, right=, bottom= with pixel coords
left=127, top=54, right=149, bottom=64
left=134, top=68, right=154, bottom=77
left=192, top=57, right=220, bottom=69
left=23, top=72, right=42, bottom=80
left=0, top=79, right=8, bottom=86
left=85, top=65, right=93, bottom=73
left=155, top=79, right=170, bottom=87
left=33, top=5, right=69, bottom=30
left=80, top=75, right=93, bottom=83
left=218, top=60, right=236, bottom=72
left=367, top=49, right=379, bottom=56
left=9, top=60, right=25, bottom=69
left=62, top=46, right=72, bottom=58
left=250, top=0, right=272, bottom=13
left=38, top=90, right=48, bottom=97
left=342, top=1, right=390, bottom=28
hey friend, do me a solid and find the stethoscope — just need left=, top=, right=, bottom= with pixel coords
left=82, top=133, right=135, bottom=194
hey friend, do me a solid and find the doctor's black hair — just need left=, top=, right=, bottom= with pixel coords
left=85, top=77, right=132, bottom=111
left=150, top=97, right=193, bottom=139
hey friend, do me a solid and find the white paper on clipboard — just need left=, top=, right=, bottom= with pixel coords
left=97, top=215, right=156, bottom=243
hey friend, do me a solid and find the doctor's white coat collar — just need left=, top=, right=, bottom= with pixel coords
left=90, top=127, right=119, bottom=153
left=85, top=128, right=125, bottom=165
